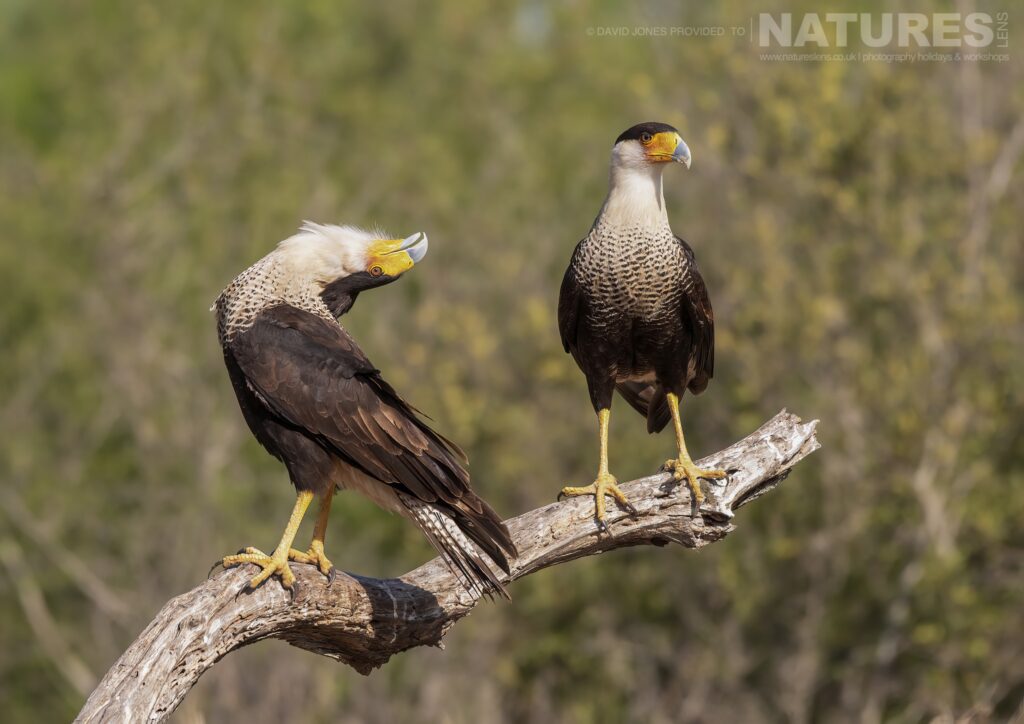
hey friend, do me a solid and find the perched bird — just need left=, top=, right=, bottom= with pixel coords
left=213, top=222, right=516, bottom=598
left=557, top=122, right=726, bottom=528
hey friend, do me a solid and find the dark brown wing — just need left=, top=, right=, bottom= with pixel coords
left=676, top=236, right=715, bottom=393
left=229, top=304, right=515, bottom=568
left=557, top=241, right=586, bottom=354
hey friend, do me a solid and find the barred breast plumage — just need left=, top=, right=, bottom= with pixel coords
left=566, top=218, right=695, bottom=383
left=558, top=174, right=714, bottom=432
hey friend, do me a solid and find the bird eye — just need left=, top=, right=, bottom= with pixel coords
left=369, top=265, right=384, bottom=277
left=640, top=132, right=653, bottom=144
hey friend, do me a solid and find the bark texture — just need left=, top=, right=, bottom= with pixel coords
left=76, top=410, right=819, bottom=723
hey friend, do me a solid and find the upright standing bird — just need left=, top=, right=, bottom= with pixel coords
left=558, top=122, right=726, bottom=528
left=213, top=222, right=516, bottom=598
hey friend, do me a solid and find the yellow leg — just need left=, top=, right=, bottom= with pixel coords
left=289, top=487, right=336, bottom=582
left=663, top=392, right=726, bottom=505
left=221, top=490, right=314, bottom=591
left=559, top=408, right=636, bottom=530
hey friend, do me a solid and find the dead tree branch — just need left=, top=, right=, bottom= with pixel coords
left=75, top=410, right=819, bottom=723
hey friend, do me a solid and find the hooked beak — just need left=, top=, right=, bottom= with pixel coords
left=397, top=231, right=429, bottom=263
left=671, top=137, right=691, bottom=168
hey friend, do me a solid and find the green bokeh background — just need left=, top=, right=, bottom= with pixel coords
left=1, top=2, right=1022, bottom=722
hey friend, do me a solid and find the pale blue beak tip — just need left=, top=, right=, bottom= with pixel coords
left=673, top=139, right=692, bottom=168
left=403, top=232, right=429, bottom=263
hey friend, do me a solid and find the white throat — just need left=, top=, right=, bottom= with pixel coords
left=596, top=164, right=671, bottom=231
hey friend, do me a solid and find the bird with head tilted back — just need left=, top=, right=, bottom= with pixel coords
left=557, top=122, right=727, bottom=529
left=212, top=222, right=517, bottom=598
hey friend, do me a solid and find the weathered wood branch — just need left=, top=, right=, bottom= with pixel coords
left=76, top=410, right=819, bottom=723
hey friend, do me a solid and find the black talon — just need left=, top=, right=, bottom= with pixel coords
left=556, top=491, right=567, bottom=502
left=207, top=560, right=225, bottom=579
left=623, top=502, right=638, bottom=516
left=288, top=582, right=299, bottom=602
left=326, top=566, right=337, bottom=585
left=596, top=518, right=608, bottom=533
left=236, top=547, right=248, bottom=555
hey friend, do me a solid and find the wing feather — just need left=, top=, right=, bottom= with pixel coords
left=230, top=306, right=482, bottom=513
left=557, top=242, right=586, bottom=354
left=676, top=236, right=715, bottom=392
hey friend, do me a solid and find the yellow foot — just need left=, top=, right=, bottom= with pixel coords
left=220, top=546, right=297, bottom=593
left=558, top=472, right=638, bottom=532
left=663, top=458, right=727, bottom=505
left=288, top=541, right=337, bottom=584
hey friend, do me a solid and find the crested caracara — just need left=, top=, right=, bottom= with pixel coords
left=213, top=223, right=516, bottom=598
left=557, top=122, right=727, bottom=529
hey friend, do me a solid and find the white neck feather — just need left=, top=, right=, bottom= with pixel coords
left=274, top=222, right=375, bottom=283
left=214, top=223, right=380, bottom=342
left=596, top=165, right=670, bottom=231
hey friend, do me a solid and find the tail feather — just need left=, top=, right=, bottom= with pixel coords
left=450, top=497, right=516, bottom=574
left=399, top=494, right=512, bottom=600
left=616, top=381, right=671, bottom=433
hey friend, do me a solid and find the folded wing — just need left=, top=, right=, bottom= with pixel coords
left=228, top=304, right=516, bottom=589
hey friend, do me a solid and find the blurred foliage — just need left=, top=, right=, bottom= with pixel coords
left=1, top=1, right=1022, bottom=722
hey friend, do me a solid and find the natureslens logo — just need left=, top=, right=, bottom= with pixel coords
left=756, top=12, right=1007, bottom=48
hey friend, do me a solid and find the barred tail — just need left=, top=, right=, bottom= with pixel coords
left=399, top=494, right=511, bottom=600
